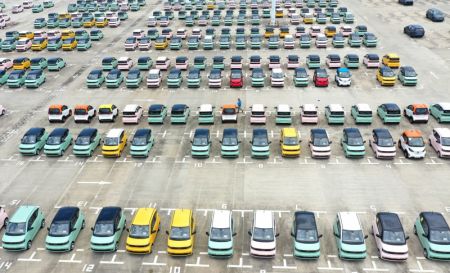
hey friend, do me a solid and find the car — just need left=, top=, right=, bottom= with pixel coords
left=6, top=69, right=27, bottom=88
left=191, top=129, right=211, bottom=158
left=268, top=55, right=281, bottom=69
left=333, top=212, right=368, bottom=259
left=16, top=38, right=32, bottom=52
left=154, top=37, right=168, bottom=50
left=198, top=104, right=215, bottom=124
left=309, top=26, right=321, bottom=38
left=206, top=210, right=236, bottom=257
left=325, top=26, right=337, bottom=38
left=98, top=104, right=119, bottom=123
left=155, top=56, right=170, bottom=70
left=398, top=130, right=426, bottom=159
left=102, top=57, right=118, bottom=71
left=44, top=128, right=73, bottom=156
left=166, top=209, right=196, bottom=256
left=122, top=104, right=143, bottom=124
left=430, top=103, right=450, bottom=123
left=382, top=53, right=400, bottom=68
left=118, top=57, right=133, bottom=71
left=250, top=35, right=262, bottom=49
left=47, top=38, right=62, bottom=51
left=47, top=17, right=60, bottom=28
left=47, top=57, right=65, bottom=71
left=45, top=207, right=85, bottom=251
left=325, top=104, right=345, bottom=124
left=399, top=0, right=414, bottom=5
left=250, top=104, right=267, bottom=124
left=341, top=128, right=366, bottom=158
left=220, top=104, right=237, bottom=123
left=108, top=17, right=121, bottom=27
left=291, top=211, right=322, bottom=258
left=125, top=68, right=143, bottom=88
left=363, top=33, right=378, bottom=47
left=12, top=4, right=24, bottom=13
left=299, top=34, right=312, bottom=48
left=130, top=129, right=155, bottom=157
left=146, top=69, right=162, bottom=88
left=137, top=57, right=152, bottom=71
left=414, top=212, right=450, bottom=259
left=220, top=128, right=240, bottom=157
left=315, top=34, right=328, bottom=48
left=62, top=38, right=77, bottom=51
left=90, top=207, right=126, bottom=252
left=330, top=12, right=341, bottom=23
left=331, top=33, right=345, bottom=48
left=0, top=58, right=12, bottom=70
left=344, top=54, right=360, bottom=69
left=370, top=129, right=396, bottom=159
left=0, top=70, right=7, bottom=85
left=230, top=56, right=243, bottom=70
left=270, top=68, right=285, bottom=87
left=293, top=67, right=309, bottom=87
left=274, top=104, right=292, bottom=125
left=2, top=206, right=45, bottom=251
left=426, top=8, right=445, bottom=22
left=313, top=69, right=329, bottom=87
left=105, top=69, right=124, bottom=88
left=34, top=17, right=47, bottom=28
left=249, top=211, right=278, bottom=257
left=76, top=38, right=91, bottom=51
left=351, top=104, right=372, bottom=124
left=170, top=104, right=190, bottom=124
left=398, top=66, right=417, bottom=86
left=268, top=35, right=280, bottom=49
left=73, top=104, right=96, bottom=124
left=31, top=38, right=48, bottom=51
left=147, top=104, right=167, bottom=124
left=219, top=35, right=231, bottom=49
left=363, top=54, right=380, bottom=68
left=404, top=24, right=425, bottom=38
left=230, top=69, right=243, bottom=88
left=377, top=103, right=402, bottom=124
left=348, top=33, right=362, bottom=47
left=124, top=37, right=138, bottom=51
left=86, top=69, right=105, bottom=88
left=326, top=54, right=341, bottom=68
left=429, top=128, right=450, bottom=158
left=167, top=68, right=183, bottom=88
left=175, top=56, right=189, bottom=70
left=404, top=104, right=429, bottom=123
left=43, top=1, right=54, bottom=8
left=90, top=30, right=103, bottom=41
left=19, top=127, right=48, bottom=155
left=250, top=128, right=270, bottom=158
left=372, top=212, right=409, bottom=261
left=280, top=128, right=301, bottom=157
left=306, top=55, right=320, bottom=69
left=126, top=208, right=160, bottom=253
left=208, top=69, right=223, bottom=88
left=335, top=68, right=351, bottom=87
left=1, top=39, right=17, bottom=52
left=377, top=66, right=396, bottom=86
left=308, top=128, right=331, bottom=158
left=102, top=128, right=127, bottom=157
left=25, top=69, right=45, bottom=88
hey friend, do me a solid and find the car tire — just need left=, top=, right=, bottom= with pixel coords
left=70, top=241, right=75, bottom=251
left=40, top=219, right=45, bottom=229
left=26, top=241, right=32, bottom=250
left=81, top=220, right=85, bottom=229
left=114, top=242, right=118, bottom=251
left=404, top=150, right=409, bottom=158
left=424, top=249, right=429, bottom=259
left=438, top=151, right=442, bottom=158
left=4, top=217, right=8, bottom=227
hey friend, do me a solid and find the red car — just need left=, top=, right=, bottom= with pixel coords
left=230, top=69, right=243, bottom=88
left=313, top=68, right=329, bottom=87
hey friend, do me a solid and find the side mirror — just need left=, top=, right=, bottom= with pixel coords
left=166, top=230, right=169, bottom=235
left=238, top=140, right=241, bottom=143
left=190, top=140, right=193, bottom=144
left=232, top=232, right=237, bottom=236
left=364, top=235, right=369, bottom=239
left=249, top=141, right=252, bottom=144
left=248, top=230, right=252, bottom=236
left=422, top=233, right=427, bottom=237
left=318, top=234, right=323, bottom=239
left=363, top=140, right=366, bottom=144
left=376, top=234, right=381, bottom=238
left=329, top=141, right=333, bottom=144
left=206, top=231, right=209, bottom=236
left=192, top=230, right=196, bottom=235
left=405, top=235, right=410, bottom=240
left=219, top=140, right=222, bottom=143
left=334, top=231, right=340, bottom=238
left=275, top=233, right=280, bottom=237
left=47, top=227, right=50, bottom=231
left=91, top=227, right=94, bottom=231
left=126, top=228, right=129, bottom=232
left=268, top=141, right=272, bottom=144
left=290, top=231, right=294, bottom=237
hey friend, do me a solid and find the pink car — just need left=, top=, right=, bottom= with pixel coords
left=363, top=54, right=380, bottom=68
left=155, top=56, right=170, bottom=70
left=429, top=128, right=450, bottom=158
left=250, top=104, right=267, bottom=124
left=300, top=104, right=318, bottom=124
left=0, top=207, right=8, bottom=229
left=372, top=212, right=409, bottom=261
left=122, top=104, right=143, bottom=124
left=117, top=57, right=133, bottom=70
left=0, top=58, right=13, bottom=70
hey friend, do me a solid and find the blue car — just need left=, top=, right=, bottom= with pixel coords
left=404, top=24, right=424, bottom=38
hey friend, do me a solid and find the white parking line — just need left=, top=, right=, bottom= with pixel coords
left=363, top=260, right=388, bottom=272
left=59, top=253, right=82, bottom=264
left=317, top=260, right=343, bottom=271
left=409, top=259, right=435, bottom=272
left=99, top=254, right=124, bottom=265
left=142, top=255, right=166, bottom=266
left=78, top=181, right=111, bottom=185
left=429, top=71, right=439, bottom=79
left=18, top=251, right=41, bottom=262
left=185, top=257, right=209, bottom=267
left=272, top=259, right=297, bottom=270
left=227, top=257, right=252, bottom=268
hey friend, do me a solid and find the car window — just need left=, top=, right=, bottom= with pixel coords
left=434, top=131, right=440, bottom=141
left=377, top=217, right=382, bottom=234
left=151, top=214, right=157, bottom=231
left=336, top=218, right=341, bottom=234
left=28, top=209, right=38, bottom=229
left=421, top=218, right=429, bottom=235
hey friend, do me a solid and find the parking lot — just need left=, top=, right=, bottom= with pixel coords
left=1, top=0, right=450, bottom=272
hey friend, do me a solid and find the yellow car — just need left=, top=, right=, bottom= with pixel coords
left=167, top=209, right=195, bottom=256
left=95, top=17, right=108, bottom=28
left=62, top=38, right=77, bottom=50
left=19, top=31, right=34, bottom=40
left=382, top=53, right=400, bottom=69
left=206, top=2, right=215, bottom=9
left=280, top=128, right=301, bottom=157
left=83, top=18, right=95, bottom=28
left=154, top=37, right=168, bottom=50
left=303, top=14, right=314, bottom=24
left=324, top=26, right=337, bottom=37
left=58, top=13, right=71, bottom=20
left=31, top=38, right=48, bottom=51
left=61, top=30, right=75, bottom=40
left=376, top=66, right=396, bottom=86
left=126, top=208, right=160, bottom=254
left=275, top=8, right=283, bottom=18
left=13, top=57, right=31, bottom=70
left=279, top=26, right=289, bottom=39
left=264, top=27, right=274, bottom=39
left=102, top=128, right=127, bottom=157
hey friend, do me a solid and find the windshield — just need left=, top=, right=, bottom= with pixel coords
left=87, top=72, right=100, bottom=80
left=27, top=73, right=39, bottom=80
left=132, top=136, right=148, bottom=146
left=407, top=137, right=424, bottom=147
left=75, top=136, right=91, bottom=145
left=148, top=73, right=159, bottom=79
left=342, top=230, right=364, bottom=244
left=127, top=72, right=140, bottom=79
left=129, top=224, right=150, bottom=238
left=253, top=227, right=274, bottom=242
left=209, top=72, right=221, bottom=79
left=22, top=135, right=37, bottom=144
left=430, top=229, right=450, bottom=245
left=210, top=227, right=231, bottom=242
left=9, top=73, right=22, bottom=80
left=313, top=137, right=329, bottom=147
left=339, top=71, right=351, bottom=78
left=49, top=222, right=70, bottom=237
left=442, top=138, right=450, bottom=146
left=170, top=226, right=190, bottom=240
left=188, top=71, right=199, bottom=79
left=382, top=230, right=406, bottom=245
left=348, top=136, right=363, bottom=146
left=272, top=72, right=283, bottom=78
left=168, top=72, right=180, bottom=79
left=193, top=137, right=208, bottom=146
left=404, top=70, right=417, bottom=77
left=283, top=137, right=298, bottom=145
left=5, top=222, right=26, bottom=236
left=253, top=71, right=263, bottom=77
left=253, top=135, right=268, bottom=146
left=296, top=229, right=318, bottom=243
left=104, top=137, right=118, bottom=146
left=317, top=71, right=327, bottom=78
left=222, top=136, right=237, bottom=146
left=231, top=72, right=241, bottom=79
left=378, top=137, right=393, bottom=147
left=107, top=72, right=119, bottom=79
left=93, top=222, right=114, bottom=237
left=47, top=136, right=62, bottom=145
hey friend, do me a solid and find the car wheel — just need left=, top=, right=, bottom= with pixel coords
left=414, top=225, right=417, bottom=235
left=1, top=110, right=5, bottom=115
left=26, top=241, right=32, bottom=250
left=81, top=220, right=85, bottom=229
left=4, top=217, right=8, bottom=227
left=438, top=151, right=442, bottom=158
left=70, top=241, right=75, bottom=251
left=40, top=219, right=45, bottom=229
left=424, top=249, right=429, bottom=259
left=404, top=150, right=409, bottom=158
left=89, top=150, right=93, bottom=157
left=114, top=242, right=118, bottom=251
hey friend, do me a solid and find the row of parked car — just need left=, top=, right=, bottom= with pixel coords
left=2, top=205, right=450, bottom=260
left=34, top=10, right=129, bottom=29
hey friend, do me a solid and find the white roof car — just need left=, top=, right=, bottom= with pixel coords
left=211, top=210, right=231, bottom=229
left=277, top=104, right=291, bottom=113
left=338, top=212, right=362, bottom=231
left=156, top=56, right=169, bottom=62
left=355, top=103, right=371, bottom=112
left=434, top=128, right=450, bottom=137
left=302, top=104, right=317, bottom=112
left=118, top=57, right=131, bottom=62
left=254, top=210, right=274, bottom=228
left=328, top=104, right=344, bottom=112
left=123, top=104, right=140, bottom=112
left=436, top=102, right=450, bottom=110
left=106, top=128, right=124, bottom=138
left=251, top=104, right=265, bottom=112
left=199, top=104, right=213, bottom=112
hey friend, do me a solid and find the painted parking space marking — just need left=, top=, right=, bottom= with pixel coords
left=99, top=254, right=124, bottom=265
left=363, top=260, right=388, bottom=272
left=409, top=258, right=435, bottom=273
left=17, top=251, right=41, bottom=262
left=185, top=257, right=209, bottom=267
left=59, top=253, right=82, bottom=264
left=272, top=258, right=297, bottom=270
left=142, top=255, right=166, bottom=266
left=227, top=257, right=252, bottom=269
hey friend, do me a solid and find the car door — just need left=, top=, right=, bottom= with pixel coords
left=374, top=216, right=383, bottom=249
left=150, top=212, right=159, bottom=243
left=28, top=209, right=39, bottom=239
left=113, top=213, right=120, bottom=242
left=431, top=130, right=440, bottom=151
left=191, top=216, right=196, bottom=245
left=334, top=217, right=341, bottom=248
left=419, top=216, right=430, bottom=248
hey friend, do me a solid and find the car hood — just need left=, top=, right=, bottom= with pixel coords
left=381, top=242, right=408, bottom=253
left=91, top=235, right=115, bottom=244
left=311, top=145, right=330, bottom=151
left=208, top=239, right=232, bottom=249
left=19, top=143, right=38, bottom=148
left=429, top=241, right=450, bottom=253
left=341, top=241, right=366, bottom=252
left=2, top=234, right=26, bottom=243
left=252, top=145, right=269, bottom=151
left=294, top=240, right=320, bottom=251
left=102, top=145, right=119, bottom=151
left=130, top=144, right=150, bottom=151
left=192, top=145, right=209, bottom=151
left=73, top=144, right=91, bottom=150
left=46, top=235, right=70, bottom=244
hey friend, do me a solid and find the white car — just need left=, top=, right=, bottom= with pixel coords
left=249, top=211, right=278, bottom=258
left=74, top=105, right=96, bottom=123
left=124, top=37, right=138, bottom=51
left=48, top=105, right=72, bottom=123
left=0, top=58, right=13, bottom=70
left=155, top=56, right=170, bottom=70
left=403, top=104, right=429, bottom=123
left=132, top=29, right=145, bottom=39
left=98, top=104, right=119, bottom=122
left=270, top=68, right=285, bottom=87
left=429, top=128, right=450, bottom=158
left=47, top=30, right=62, bottom=39
left=300, top=104, right=318, bottom=124
left=122, top=104, right=143, bottom=124
left=221, top=105, right=238, bottom=123
left=12, top=5, right=24, bottom=13
left=0, top=13, right=11, bottom=22
left=108, top=17, right=121, bottom=27
left=309, top=128, right=332, bottom=158
left=117, top=57, right=133, bottom=70
left=146, top=69, right=162, bottom=87
left=23, top=1, right=33, bottom=8
left=0, top=105, right=6, bottom=116
left=363, top=54, right=380, bottom=68
left=33, top=31, right=47, bottom=39
left=398, top=130, right=426, bottom=159
left=283, top=35, right=295, bottom=49
left=16, top=38, right=32, bottom=52
left=370, top=128, right=396, bottom=159
left=191, top=28, right=202, bottom=39
left=147, top=16, right=157, bottom=27
left=315, top=34, right=327, bottom=48
left=176, top=28, right=187, bottom=39
left=250, top=104, right=267, bottom=124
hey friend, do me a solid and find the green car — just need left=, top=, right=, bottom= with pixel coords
left=341, top=128, right=366, bottom=157
left=178, top=11, right=187, bottom=20
left=235, top=35, right=246, bottom=49
left=275, top=105, right=292, bottom=124
left=73, top=128, right=101, bottom=157
left=333, top=212, right=367, bottom=259
left=299, top=34, right=311, bottom=48
left=47, top=17, right=60, bottom=28
left=206, top=210, right=236, bottom=257
left=262, top=8, right=271, bottom=18
left=306, top=55, right=321, bottom=69
left=34, top=18, right=47, bottom=28
left=130, top=2, right=140, bottom=11
left=102, top=57, right=118, bottom=71
left=47, top=38, right=63, bottom=51
left=30, top=57, right=47, bottom=70
left=170, top=104, right=190, bottom=124
left=398, top=66, right=418, bottom=86
left=212, top=56, right=225, bottom=70
left=251, top=129, right=270, bottom=158
left=198, top=104, right=215, bottom=124
left=187, top=68, right=201, bottom=88
left=25, top=70, right=46, bottom=88
left=251, top=68, right=265, bottom=87
left=330, top=12, right=341, bottom=24
left=355, top=25, right=368, bottom=37
left=237, top=14, right=246, bottom=25
left=348, top=33, right=362, bottom=47
left=0, top=70, right=8, bottom=85
left=224, top=15, right=233, bottom=26
left=344, top=54, right=360, bottom=69
left=414, top=212, right=450, bottom=260
left=294, top=67, right=309, bottom=87
left=191, top=129, right=211, bottom=158
left=59, top=18, right=71, bottom=28
left=118, top=11, right=128, bottom=20
left=351, top=104, right=373, bottom=124
left=221, top=128, right=240, bottom=157
left=90, top=207, right=126, bottom=252
left=67, top=3, right=77, bottom=12
left=43, top=1, right=54, bottom=8
left=203, top=36, right=214, bottom=50
left=343, top=12, right=354, bottom=24
left=169, top=37, right=182, bottom=50
left=219, top=36, right=231, bottom=49
left=90, top=29, right=103, bottom=41
left=268, top=35, right=280, bottom=49
left=430, top=103, right=450, bottom=123
left=75, top=30, right=89, bottom=40
left=45, top=207, right=85, bottom=251
left=188, top=36, right=200, bottom=50
left=211, top=15, right=221, bottom=26
left=32, top=4, right=44, bottom=13
left=1, top=39, right=17, bottom=52
left=105, top=69, right=124, bottom=88
left=185, top=16, right=194, bottom=26
left=363, top=33, right=378, bottom=47
left=86, top=69, right=105, bottom=88
left=7, top=70, right=27, bottom=88
left=377, top=103, right=401, bottom=124
left=291, top=211, right=321, bottom=259
left=250, top=35, right=262, bottom=49
left=194, top=56, right=206, bottom=70
left=325, top=104, right=345, bottom=124
left=2, top=206, right=45, bottom=251
left=332, top=34, right=345, bottom=48
left=316, top=13, right=327, bottom=24
left=167, top=68, right=183, bottom=88
left=137, top=56, right=152, bottom=70
left=47, top=57, right=66, bottom=71
left=19, top=127, right=49, bottom=155
left=44, top=128, right=73, bottom=156
left=130, top=128, right=154, bottom=157
left=6, top=31, right=19, bottom=40
left=125, top=68, right=142, bottom=88
left=76, top=38, right=92, bottom=51
left=148, top=104, right=167, bottom=124
left=251, top=15, right=260, bottom=25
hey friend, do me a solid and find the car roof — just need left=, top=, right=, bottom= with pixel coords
left=211, top=210, right=231, bottom=228
left=231, top=56, right=242, bottom=61
left=282, top=127, right=297, bottom=137
left=338, top=212, right=361, bottom=230
left=134, top=128, right=151, bottom=138
left=199, top=104, right=213, bottom=112
left=382, top=103, right=400, bottom=111
left=50, top=128, right=69, bottom=136
left=11, top=206, right=39, bottom=222
left=132, top=208, right=156, bottom=225
left=253, top=128, right=268, bottom=136
left=99, top=104, right=113, bottom=109
left=223, top=128, right=238, bottom=137
left=118, top=57, right=130, bottom=61
left=421, top=212, right=449, bottom=230
left=373, top=128, right=392, bottom=139
left=277, top=104, right=290, bottom=112
left=194, top=128, right=210, bottom=137
left=172, top=104, right=187, bottom=110
left=386, top=53, right=399, bottom=58
left=138, top=56, right=150, bottom=61
left=272, top=68, right=283, bottom=73
left=344, top=128, right=362, bottom=138
left=149, top=104, right=164, bottom=111
left=78, top=128, right=97, bottom=137
left=303, top=104, right=317, bottom=111
left=250, top=55, right=261, bottom=60
left=251, top=104, right=265, bottom=111
left=355, top=103, right=371, bottom=111
left=366, top=53, right=379, bottom=59
left=411, top=103, right=428, bottom=109
left=338, top=67, right=350, bottom=73
left=106, top=128, right=124, bottom=138
left=25, top=127, right=45, bottom=136
left=403, top=129, right=422, bottom=138
left=176, top=56, right=188, bottom=61
left=156, top=56, right=168, bottom=61
left=328, top=104, right=343, bottom=111
left=171, top=209, right=192, bottom=227
left=295, top=211, right=316, bottom=229
left=377, top=212, right=403, bottom=231
left=311, top=128, right=327, bottom=138
left=254, top=210, right=274, bottom=228
left=97, top=206, right=121, bottom=222
left=123, top=104, right=140, bottom=112
left=434, top=128, right=450, bottom=137
left=52, top=206, right=79, bottom=223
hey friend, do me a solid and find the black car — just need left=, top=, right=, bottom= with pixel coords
left=404, top=24, right=425, bottom=38
left=426, top=8, right=445, bottom=22
left=291, top=211, right=322, bottom=246
left=398, top=0, right=413, bottom=5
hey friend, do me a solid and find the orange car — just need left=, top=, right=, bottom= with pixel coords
left=404, top=104, right=429, bottom=123
left=221, top=104, right=238, bottom=123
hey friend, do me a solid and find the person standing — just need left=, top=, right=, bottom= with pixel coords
left=236, top=98, right=242, bottom=113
